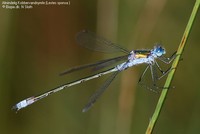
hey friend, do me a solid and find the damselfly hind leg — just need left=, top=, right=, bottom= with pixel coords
left=138, top=64, right=161, bottom=92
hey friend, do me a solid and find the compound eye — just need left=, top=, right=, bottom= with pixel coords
left=156, top=47, right=161, bottom=53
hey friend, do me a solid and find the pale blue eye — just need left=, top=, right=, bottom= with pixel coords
left=157, top=47, right=162, bottom=52
left=154, top=46, right=165, bottom=56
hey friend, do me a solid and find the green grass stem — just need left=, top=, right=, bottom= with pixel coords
left=145, top=0, right=200, bottom=133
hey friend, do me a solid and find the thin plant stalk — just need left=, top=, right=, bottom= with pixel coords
left=145, top=0, right=200, bottom=133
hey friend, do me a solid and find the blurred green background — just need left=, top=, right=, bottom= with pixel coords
left=1, top=0, right=200, bottom=134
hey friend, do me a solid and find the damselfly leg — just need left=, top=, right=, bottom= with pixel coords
left=158, top=51, right=177, bottom=64
left=138, top=51, right=177, bottom=90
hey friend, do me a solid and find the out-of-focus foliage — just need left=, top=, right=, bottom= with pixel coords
left=0, top=0, right=200, bottom=134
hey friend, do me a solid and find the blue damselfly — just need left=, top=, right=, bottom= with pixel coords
left=13, top=30, right=176, bottom=112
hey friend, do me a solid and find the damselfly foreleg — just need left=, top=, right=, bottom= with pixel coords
left=158, top=51, right=177, bottom=64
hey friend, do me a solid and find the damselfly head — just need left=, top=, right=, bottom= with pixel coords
left=152, top=46, right=166, bottom=57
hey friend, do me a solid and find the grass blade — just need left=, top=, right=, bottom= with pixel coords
left=145, top=0, right=200, bottom=133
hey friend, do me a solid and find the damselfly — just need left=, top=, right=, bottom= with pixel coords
left=12, top=30, right=176, bottom=112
